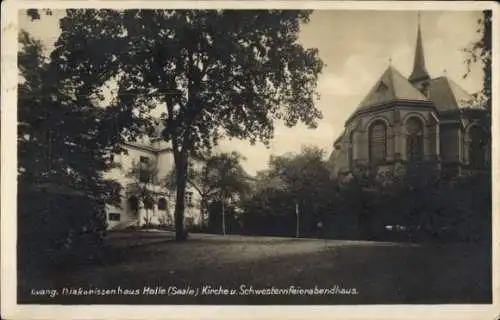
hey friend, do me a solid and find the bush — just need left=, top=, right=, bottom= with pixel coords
left=18, top=185, right=107, bottom=270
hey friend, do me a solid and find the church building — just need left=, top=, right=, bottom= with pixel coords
left=328, top=18, right=490, bottom=179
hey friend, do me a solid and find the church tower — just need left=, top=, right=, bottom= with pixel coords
left=408, top=13, right=431, bottom=96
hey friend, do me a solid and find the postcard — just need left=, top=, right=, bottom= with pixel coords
left=2, top=1, right=498, bottom=319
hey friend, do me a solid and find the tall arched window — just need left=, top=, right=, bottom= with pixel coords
left=468, top=126, right=488, bottom=167
left=348, top=131, right=354, bottom=169
left=369, top=120, right=387, bottom=163
left=406, top=117, right=424, bottom=161
left=158, top=198, right=167, bottom=210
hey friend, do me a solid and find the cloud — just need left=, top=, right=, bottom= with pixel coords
left=218, top=122, right=336, bottom=175
left=318, top=73, right=364, bottom=96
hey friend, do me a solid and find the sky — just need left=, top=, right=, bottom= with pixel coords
left=18, top=9, right=484, bottom=175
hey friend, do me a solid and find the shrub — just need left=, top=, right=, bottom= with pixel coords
left=18, top=185, right=107, bottom=270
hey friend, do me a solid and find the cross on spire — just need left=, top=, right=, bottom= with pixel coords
left=408, top=11, right=430, bottom=84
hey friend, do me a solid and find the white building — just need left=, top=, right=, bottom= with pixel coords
left=103, top=123, right=202, bottom=230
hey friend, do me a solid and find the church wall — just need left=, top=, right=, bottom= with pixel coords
left=332, top=147, right=348, bottom=176
left=328, top=131, right=351, bottom=176
left=427, top=119, right=439, bottom=161
left=439, top=125, right=461, bottom=163
left=338, top=149, right=350, bottom=175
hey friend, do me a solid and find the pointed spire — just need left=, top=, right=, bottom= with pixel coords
left=409, top=12, right=430, bottom=83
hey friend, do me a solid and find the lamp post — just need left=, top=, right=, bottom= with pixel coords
left=317, top=221, right=326, bottom=249
left=295, top=201, right=300, bottom=238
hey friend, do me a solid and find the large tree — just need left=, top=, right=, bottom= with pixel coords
left=50, top=9, right=324, bottom=240
left=464, top=10, right=492, bottom=111
left=17, top=27, right=129, bottom=262
left=242, top=146, right=334, bottom=236
left=18, top=29, right=124, bottom=210
left=269, top=146, right=333, bottom=227
left=202, top=152, right=251, bottom=234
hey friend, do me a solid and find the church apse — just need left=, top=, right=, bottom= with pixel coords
left=328, top=14, right=489, bottom=179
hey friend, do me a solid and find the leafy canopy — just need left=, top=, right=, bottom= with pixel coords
left=50, top=9, right=324, bottom=156
left=18, top=29, right=122, bottom=206
left=463, top=10, right=492, bottom=110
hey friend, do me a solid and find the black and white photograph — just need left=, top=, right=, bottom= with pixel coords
left=1, top=1, right=498, bottom=319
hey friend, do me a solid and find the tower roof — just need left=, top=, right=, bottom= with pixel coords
left=428, top=76, right=477, bottom=112
left=408, top=14, right=431, bottom=83
left=353, top=66, right=429, bottom=114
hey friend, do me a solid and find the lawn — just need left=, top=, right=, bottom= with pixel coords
left=18, top=231, right=491, bottom=305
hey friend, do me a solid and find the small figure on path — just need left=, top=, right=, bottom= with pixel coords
left=317, top=221, right=327, bottom=249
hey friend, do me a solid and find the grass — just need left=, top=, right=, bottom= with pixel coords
left=18, top=231, right=491, bottom=305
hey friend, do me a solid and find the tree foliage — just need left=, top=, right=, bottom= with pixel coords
left=17, top=28, right=128, bottom=265
left=241, top=150, right=491, bottom=242
left=49, top=9, right=324, bottom=240
left=26, top=9, right=53, bottom=20
left=166, top=151, right=251, bottom=231
left=242, top=146, right=334, bottom=236
left=18, top=29, right=124, bottom=207
left=202, top=151, right=252, bottom=201
left=464, top=10, right=492, bottom=110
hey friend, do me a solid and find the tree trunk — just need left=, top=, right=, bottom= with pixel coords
left=174, top=150, right=189, bottom=241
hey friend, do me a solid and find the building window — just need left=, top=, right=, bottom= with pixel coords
left=109, top=213, right=121, bottom=221
left=369, top=120, right=387, bottom=163
left=468, top=126, right=488, bottom=168
left=138, top=158, right=151, bottom=183
left=158, top=197, right=167, bottom=210
left=406, top=117, right=424, bottom=161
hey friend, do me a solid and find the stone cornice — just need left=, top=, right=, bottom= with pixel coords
left=346, top=100, right=436, bottom=125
